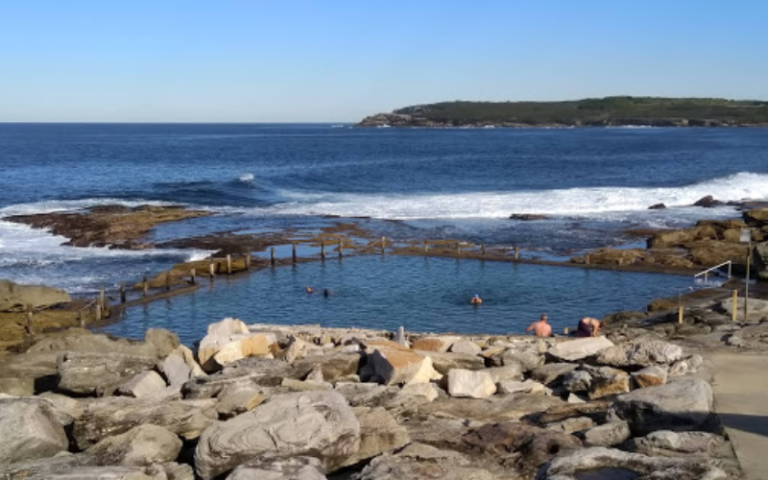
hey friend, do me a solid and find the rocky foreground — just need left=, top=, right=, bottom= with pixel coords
left=0, top=316, right=745, bottom=480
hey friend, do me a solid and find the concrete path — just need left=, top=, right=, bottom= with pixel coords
left=712, top=352, right=768, bottom=480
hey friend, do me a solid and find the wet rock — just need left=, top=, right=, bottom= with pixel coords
left=649, top=203, right=667, bottom=210
left=367, top=340, right=441, bottom=385
left=410, top=336, right=460, bottom=352
left=548, top=336, right=614, bottom=361
left=447, top=369, right=497, bottom=399
left=597, top=338, right=683, bottom=368
left=194, top=391, right=360, bottom=479
left=450, top=340, right=482, bottom=355
left=57, top=352, right=158, bottom=396
left=85, top=424, right=182, bottom=466
left=497, top=379, right=547, bottom=395
left=0, top=398, right=68, bottom=464
left=577, top=421, right=631, bottom=447
left=562, top=370, right=592, bottom=393
left=609, top=376, right=714, bottom=436
left=72, top=397, right=217, bottom=449
left=215, top=385, right=267, bottom=419
left=0, top=279, right=71, bottom=312
left=627, top=430, right=725, bottom=457
left=340, top=407, right=409, bottom=468
left=227, top=456, right=327, bottom=480
left=351, top=442, right=497, bottom=480
left=0, top=377, right=35, bottom=396
left=144, top=328, right=180, bottom=358
left=417, top=350, right=485, bottom=375
left=647, top=225, right=718, bottom=249
left=587, top=366, right=630, bottom=399
left=509, top=214, right=548, bottom=221
left=545, top=416, right=596, bottom=434
left=693, top=195, right=720, bottom=208
left=118, top=371, right=167, bottom=398
left=530, top=363, right=578, bottom=385
left=537, top=446, right=726, bottom=480
left=688, top=240, right=749, bottom=267
left=632, top=365, right=668, bottom=388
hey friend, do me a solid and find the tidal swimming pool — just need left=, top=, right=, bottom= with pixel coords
left=105, top=255, right=696, bottom=344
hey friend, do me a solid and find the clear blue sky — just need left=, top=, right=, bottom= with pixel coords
left=1, top=1, right=766, bottom=122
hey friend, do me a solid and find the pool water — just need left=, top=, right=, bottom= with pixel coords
left=105, top=256, right=695, bottom=344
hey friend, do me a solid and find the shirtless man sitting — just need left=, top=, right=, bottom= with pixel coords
left=526, top=313, right=552, bottom=337
left=576, top=317, right=601, bottom=337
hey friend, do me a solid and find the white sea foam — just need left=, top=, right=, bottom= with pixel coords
left=233, top=172, right=768, bottom=220
left=238, top=173, right=255, bottom=183
left=0, top=198, right=179, bottom=217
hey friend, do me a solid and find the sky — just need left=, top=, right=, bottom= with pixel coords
left=0, top=1, right=766, bottom=122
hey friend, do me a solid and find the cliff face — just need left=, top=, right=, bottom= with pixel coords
left=358, top=97, right=768, bottom=128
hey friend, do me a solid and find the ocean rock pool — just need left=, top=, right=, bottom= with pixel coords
left=105, top=255, right=696, bottom=344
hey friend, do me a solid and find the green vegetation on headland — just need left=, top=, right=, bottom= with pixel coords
left=359, top=96, right=768, bottom=127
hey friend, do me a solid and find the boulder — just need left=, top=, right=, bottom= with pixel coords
left=537, top=446, right=726, bottom=480
left=0, top=453, right=99, bottom=479
left=649, top=203, right=667, bottom=210
left=72, top=397, right=217, bottom=450
left=450, top=340, right=482, bottom=355
left=161, top=462, right=195, bottom=480
left=194, top=391, right=360, bottom=479
left=530, top=363, right=578, bottom=385
left=693, top=195, right=720, bottom=208
left=597, top=338, right=683, bottom=368
left=0, top=398, right=68, bottom=464
left=281, top=378, right=332, bottom=391
left=85, top=424, right=182, bottom=466
left=293, top=352, right=361, bottom=381
left=547, top=337, right=614, bottom=361
left=0, top=377, right=35, bottom=396
left=144, top=328, right=180, bottom=358
left=206, top=317, right=250, bottom=336
left=447, top=369, right=497, bottom=399
left=688, top=240, right=748, bottom=267
left=57, top=352, right=158, bottom=396
left=410, top=336, right=460, bottom=352
left=227, top=456, right=327, bottom=480
left=16, top=466, right=168, bottom=479
left=391, top=382, right=440, bottom=405
left=587, top=366, right=630, bottom=400
left=160, top=348, right=200, bottom=387
left=497, top=379, right=547, bottom=395
left=340, top=407, right=410, bottom=468
left=578, top=421, right=632, bottom=447
left=627, top=430, right=725, bottom=457
left=420, top=392, right=565, bottom=423
left=334, top=383, right=400, bottom=409
left=545, top=416, right=595, bottom=434
left=486, top=364, right=523, bottom=383
left=668, top=354, right=703, bottom=377
left=562, top=370, right=592, bottom=393
left=538, top=401, right=611, bottom=424
left=200, top=333, right=276, bottom=371
left=632, top=365, right=668, bottom=388
left=498, top=349, right=543, bottom=372
left=609, top=376, right=714, bottom=435
left=744, top=208, right=768, bottom=225
left=367, top=340, right=441, bottom=385
left=215, top=385, right=267, bottom=419
left=417, top=350, right=485, bottom=375
left=182, top=358, right=297, bottom=398
left=352, top=442, right=497, bottom=480
left=118, top=371, right=167, bottom=398
left=0, top=279, right=71, bottom=312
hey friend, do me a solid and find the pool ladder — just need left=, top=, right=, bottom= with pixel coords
left=693, top=260, right=732, bottom=285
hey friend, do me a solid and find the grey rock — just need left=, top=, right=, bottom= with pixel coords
left=416, top=350, right=485, bottom=375
left=28, top=333, right=160, bottom=358
left=530, top=363, right=578, bottom=385
left=57, top=352, right=158, bottom=396
left=535, top=446, right=726, bottom=480
left=227, top=456, right=327, bottom=480
left=450, top=340, right=482, bottom=355
left=118, top=371, right=167, bottom=398
left=0, top=279, right=71, bottom=311
left=159, top=352, right=192, bottom=387
left=0, top=398, right=69, bottom=464
left=562, top=370, right=592, bottom=393
left=632, top=365, right=668, bottom=388
left=0, top=377, right=35, bottom=396
left=340, top=407, right=410, bottom=468
left=597, top=338, right=683, bottom=368
left=334, top=383, right=400, bottom=408
left=144, top=328, right=180, bottom=358
left=182, top=358, right=297, bottom=398
left=500, top=349, right=543, bottom=372
left=447, top=369, right=497, bottom=399
left=586, top=366, right=630, bottom=399
left=628, top=430, right=725, bottom=457
left=215, top=385, right=267, bottom=419
left=609, top=376, right=714, bottom=435
left=0, top=453, right=99, bottom=479
left=85, top=424, right=182, bottom=466
left=547, top=336, right=614, bottom=361
left=161, top=462, right=195, bottom=480
left=351, top=442, right=497, bottom=480
left=497, top=379, right=547, bottom=395
left=21, top=466, right=167, bottom=479
left=194, top=391, right=361, bottom=479
left=669, top=354, right=704, bottom=377
left=544, top=416, right=595, bottom=434
left=72, top=397, right=217, bottom=450
left=293, top=352, right=361, bottom=381
left=486, top=364, right=523, bottom=383
left=578, top=421, right=632, bottom=447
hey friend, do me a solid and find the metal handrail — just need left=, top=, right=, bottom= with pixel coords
left=693, top=260, right=732, bottom=283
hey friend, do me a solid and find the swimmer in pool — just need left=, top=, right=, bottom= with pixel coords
left=306, top=286, right=314, bottom=294
left=470, top=294, right=482, bottom=306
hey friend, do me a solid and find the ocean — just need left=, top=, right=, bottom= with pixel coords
left=1, top=124, right=767, bottom=337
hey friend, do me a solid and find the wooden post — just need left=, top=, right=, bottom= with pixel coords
left=79, top=310, right=85, bottom=328
left=617, top=258, right=623, bottom=266
left=514, top=247, right=520, bottom=260
left=732, top=290, right=738, bottom=322
left=142, top=276, right=149, bottom=297
left=321, top=241, right=326, bottom=260
left=271, top=247, right=276, bottom=267
left=456, top=242, right=461, bottom=257
left=119, top=283, right=126, bottom=304
left=585, top=254, right=591, bottom=265
left=292, top=243, right=297, bottom=263
left=209, top=262, right=216, bottom=279
left=338, top=239, right=343, bottom=259
left=424, top=240, right=429, bottom=254
left=99, top=286, right=106, bottom=310
left=245, top=253, right=251, bottom=270
left=226, top=254, right=232, bottom=275
left=94, top=302, right=102, bottom=321
left=381, top=237, right=386, bottom=255
left=564, top=327, right=569, bottom=335
left=481, top=244, right=486, bottom=256
left=25, top=304, right=33, bottom=334
left=190, top=268, right=197, bottom=286
left=678, top=305, right=684, bottom=324
left=165, top=271, right=171, bottom=291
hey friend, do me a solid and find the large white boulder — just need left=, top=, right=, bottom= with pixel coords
left=0, top=398, right=68, bottom=464
left=447, top=369, right=497, bottom=399
left=367, top=340, right=441, bottom=385
left=548, top=336, right=614, bottom=361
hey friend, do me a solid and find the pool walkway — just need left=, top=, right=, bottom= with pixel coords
left=712, top=352, right=768, bottom=480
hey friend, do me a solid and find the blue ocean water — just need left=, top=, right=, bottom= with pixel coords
left=0, top=124, right=767, bottom=335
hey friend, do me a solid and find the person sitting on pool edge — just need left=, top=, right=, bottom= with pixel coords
left=525, top=313, right=552, bottom=337
left=576, top=316, right=601, bottom=337
left=470, top=294, right=482, bottom=305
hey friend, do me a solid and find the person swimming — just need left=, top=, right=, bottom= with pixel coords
left=323, top=289, right=330, bottom=298
left=470, top=294, right=482, bottom=305
left=306, top=286, right=314, bottom=294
